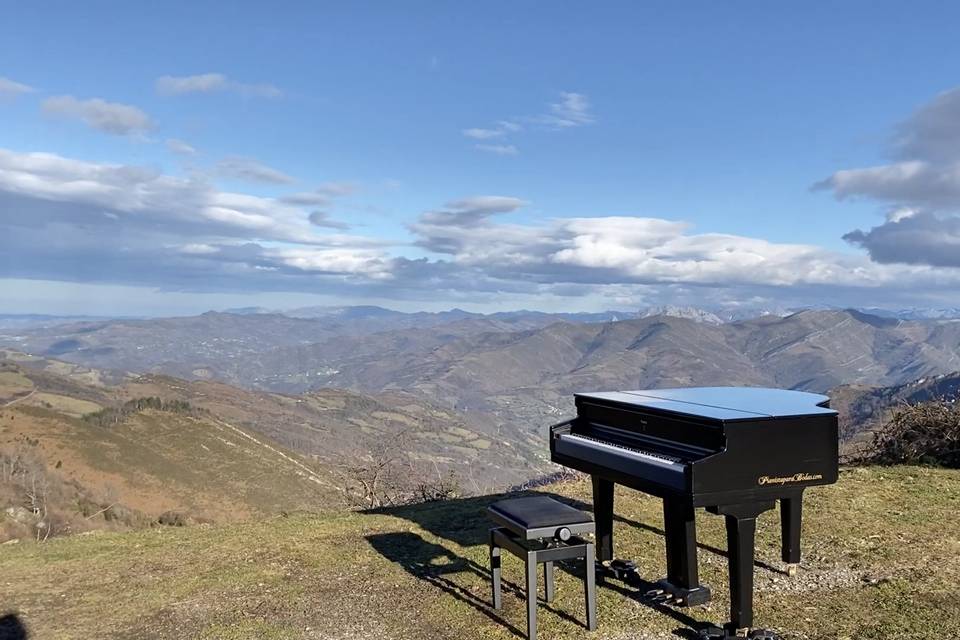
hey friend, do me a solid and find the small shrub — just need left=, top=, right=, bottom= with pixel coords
left=859, top=399, right=960, bottom=468
left=157, top=511, right=191, bottom=527
left=82, top=397, right=198, bottom=427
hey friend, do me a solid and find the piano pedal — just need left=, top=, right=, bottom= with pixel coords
left=697, top=626, right=782, bottom=640
left=653, top=579, right=712, bottom=607
left=608, top=558, right=638, bottom=580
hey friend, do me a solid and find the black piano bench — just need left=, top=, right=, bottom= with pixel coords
left=487, top=496, right=598, bottom=640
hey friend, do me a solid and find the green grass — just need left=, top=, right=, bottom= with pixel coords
left=2, top=466, right=958, bottom=639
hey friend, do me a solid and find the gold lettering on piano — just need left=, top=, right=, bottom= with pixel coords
left=757, top=472, right=823, bottom=486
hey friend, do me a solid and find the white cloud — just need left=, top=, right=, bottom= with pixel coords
left=165, top=138, right=197, bottom=155
left=42, top=95, right=153, bottom=136
left=0, top=148, right=364, bottom=247
left=215, top=156, right=294, bottom=184
left=156, top=73, right=282, bottom=98
left=0, top=77, right=34, bottom=100
left=537, top=92, right=594, bottom=128
left=463, top=93, right=593, bottom=153
left=268, top=247, right=392, bottom=278
left=475, top=144, right=518, bottom=156
left=3, top=147, right=959, bottom=307
left=410, top=198, right=960, bottom=294
left=464, top=128, right=504, bottom=139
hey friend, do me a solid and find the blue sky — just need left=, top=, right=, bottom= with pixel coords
left=3, top=2, right=960, bottom=315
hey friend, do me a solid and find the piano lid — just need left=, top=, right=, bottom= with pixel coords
left=575, top=386, right=837, bottom=422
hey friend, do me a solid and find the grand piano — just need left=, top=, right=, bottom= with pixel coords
left=550, top=387, right=838, bottom=638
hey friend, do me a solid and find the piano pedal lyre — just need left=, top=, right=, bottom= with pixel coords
left=697, top=626, right=782, bottom=640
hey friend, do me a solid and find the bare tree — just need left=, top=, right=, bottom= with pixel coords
left=340, top=429, right=460, bottom=509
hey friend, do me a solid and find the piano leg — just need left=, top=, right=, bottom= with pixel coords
left=779, top=490, right=804, bottom=576
left=591, top=475, right=615, bottom=562
left=658, top=497, right=711, bottom=606
left=664, top=497, right=699, bottom=588
left=711, top=501, right=775, bottom=635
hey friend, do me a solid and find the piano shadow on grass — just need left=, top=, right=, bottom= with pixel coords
left=559, top=496, right=789, bottom=577
left=365, top=531, right=583, bottom=638
left=0, top=614, right=29, bottom=640
left=363, top=491, right=745, bottom=638
left=366, top=491, right=787, bottom=575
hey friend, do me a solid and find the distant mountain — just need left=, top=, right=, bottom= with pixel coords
left=638, top=305, right=724, bottom=324
left=205, top=309, right=960, bottom=447
left=221, top=306, right=275, bottom=315
left=0, top=308, right=638, bottom=381
left=857, top=307, right=960, bottom=321
left=0, top=314, right=118, bottom=330
left=7, top=307, right=960, bottom=453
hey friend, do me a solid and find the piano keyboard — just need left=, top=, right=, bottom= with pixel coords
left=568, top=433, right=684, bottom=463
left=554, top=432, right=687, bottom=490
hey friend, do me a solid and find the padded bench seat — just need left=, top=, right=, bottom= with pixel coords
left=487, top=496, right=597, bottom=640
left=488, top=496, right=595, bottom=541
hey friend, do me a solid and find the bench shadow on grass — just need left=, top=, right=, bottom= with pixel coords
left=0, top=614, right=28, bottom=640
left=364, top=491, right=717, bottom=639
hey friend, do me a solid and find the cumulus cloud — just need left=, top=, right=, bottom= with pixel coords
left=818, top=85, right=960, bottom=268
left=815, top=160, right=960, bottom=210
left=409, top=196, right=960, bottom=296
left=892, top=87, right=960, bottom=163
left=215, top=156, right=294, bottom=184
left=165, top=138, right=197, bottom=155
left=156, top=73, right=282, bottom=98
left=42, top=96, right=153, bottom=136
left=844, top=211, right=960, bottom=267
left=0, top=77, right=34, bottom=100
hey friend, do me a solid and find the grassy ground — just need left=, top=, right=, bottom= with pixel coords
left=2, top=466, right=958, bottom=640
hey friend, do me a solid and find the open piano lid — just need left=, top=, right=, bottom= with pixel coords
left=575, top=386, right=837, bottom=422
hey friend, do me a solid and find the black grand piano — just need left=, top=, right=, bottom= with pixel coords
left=550, top=387, right=838, bottom=638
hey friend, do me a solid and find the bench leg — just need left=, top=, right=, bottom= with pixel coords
left=544, top=561, right=555, bottom=602
left=490, top=532, right=502, bottom=610
left=585, top=541, right=597, bottom=631
left=526, top=550, right=538, bottom=640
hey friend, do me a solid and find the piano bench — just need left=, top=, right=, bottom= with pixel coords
left=487, top=497, right=597, bottom=640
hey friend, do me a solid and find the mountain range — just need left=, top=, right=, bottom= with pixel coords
left=4, top=307, right=960, bottom=449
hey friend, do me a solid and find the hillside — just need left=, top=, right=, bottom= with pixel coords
left=1, top=466, right=957, bottom=639
left=9, top=310, right=960, bottom=472
left=831, top=372, right=960, bottom=439
left=1, top=363, right=344, bottom=532
left=0, top=353, right=551, bottom=530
